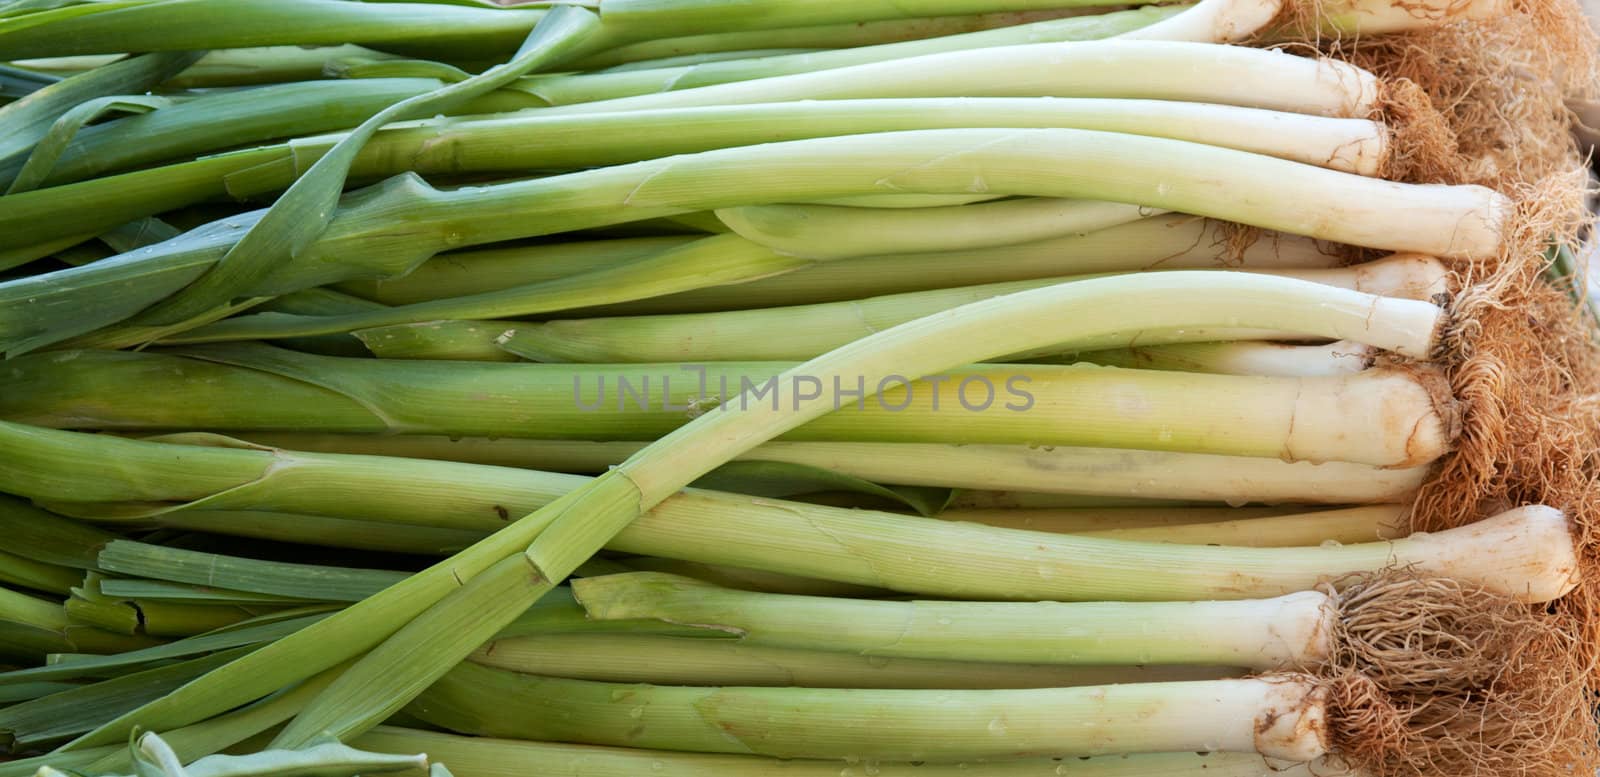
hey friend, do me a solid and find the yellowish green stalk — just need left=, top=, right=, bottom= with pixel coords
left=353, top=726, right=1352, bottom=777
left=3, top=349, right=1454, bottom=467
left=470, top=632, right=1237, bottom=689
left=497, top=258, right=1443, bottom=362
left=408, top=662, right=1331, bottom=761
left=219, top=434, right=1427, bottom=504
left=573, top=572, right=1335, bottom=669
left=510, top=6, right=1187, bottom=106
left=349, top=215, right=1342, bottom=319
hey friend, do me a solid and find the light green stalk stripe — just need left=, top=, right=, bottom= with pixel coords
left=0, top=347, right=1448, bottom=466
left=353, top=726, right=1345, bottom=777
left=407, top=662, right=1308, bottom=760
left=0, top=125, right=1494, bottom=354
left=573, top=572, right=1327, bottom=669
left=0, top=0, right=546, bottom=60
left=514, top=6, right=1181, bottom=105
left=273, top=272, right=1443, bottom=746
left=344, top=215, right=1340, bottom=315
left=470, top=632, right=1238, bottom=689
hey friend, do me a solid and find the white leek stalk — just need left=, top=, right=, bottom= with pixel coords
left=226, top=434, right=1429, bottom=504
left=530, top=41, right=1382, bottom=118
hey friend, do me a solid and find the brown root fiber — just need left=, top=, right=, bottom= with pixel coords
left=1261, top=3, right=1600, bottom=769
left=1324, top=572, right=1598, bottom=777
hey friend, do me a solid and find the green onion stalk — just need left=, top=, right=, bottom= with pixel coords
left=338, top=216, right=1343, bottom=313
left=408, top=662, right=1332, bottom=761
left=217, top=434, right=1428, bottom=504
left=469, top=632, right=1236, bottom=689
left=441, top=256, right=1445, bottom=362
left=567, top=570, right=1421, bottom=671
left=522, top=41, right=1384, bottom=117
left=0, top=347, right=1455, bottom=467
left=0, top=125, right=1502, bottom=352
left=283, top=95, right=1393, bottom=188
left=163, top=248, right=1439, bottom=345
left=353, top=727, right=1362, bottom=777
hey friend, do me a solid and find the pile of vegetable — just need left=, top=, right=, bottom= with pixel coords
left=1, top=1, right=1598, bottom=776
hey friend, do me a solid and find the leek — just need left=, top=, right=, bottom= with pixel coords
left=0, top=349, right=1455, bottom=467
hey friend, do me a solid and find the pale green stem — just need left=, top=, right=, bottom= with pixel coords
left=0, top=422, right=1572, bottom=606
left=353, top=727, right=1354, bottom=777
left=470, top=632, right=1238, bottom=688
left=406, top=662, right=1331, bottom=761
left=511, top=6, right=1186, bottom=105
left=219, top=434, right=1427, bottom=504
left=1, top=349, right=1454, bottom=467
left=572, top=572, right=1334, bottom=669
left=496, top=258, right=1442, bottom=362
left=347, top=215, right=1342, bottom=319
